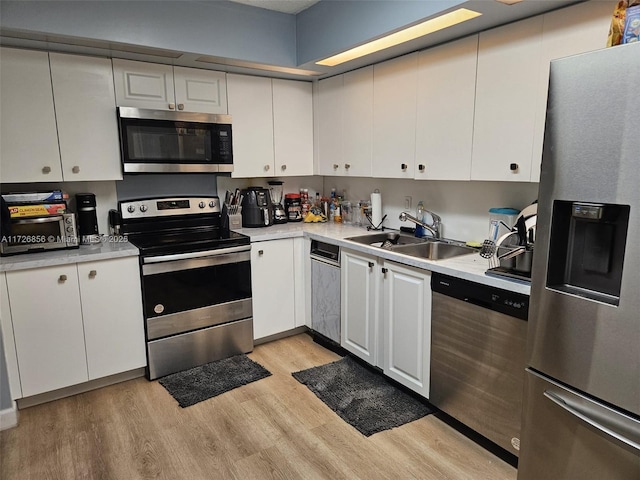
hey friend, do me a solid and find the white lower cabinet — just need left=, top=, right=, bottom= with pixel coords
left=4, top=257, right=145, bottom=398
left=251, top=238, right=296, bottom=340
left=341, top=249, right=432, bottom=396
left=341, top=250, right=380, bottom=366
left=382, top=260, right=431, bottom=397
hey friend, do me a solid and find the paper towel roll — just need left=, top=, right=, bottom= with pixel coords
left=371, top=190, right=382, bottom=227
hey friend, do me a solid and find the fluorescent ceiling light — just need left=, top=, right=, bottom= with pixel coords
left=316, top=8, right=482, bottom=67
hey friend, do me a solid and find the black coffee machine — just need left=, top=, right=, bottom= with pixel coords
left=75, top=193, right=100, bottom=244
left=240, top=187, right=273, bottom=227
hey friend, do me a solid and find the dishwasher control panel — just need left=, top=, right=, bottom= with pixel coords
left=431, top=272, right=529, bottom=320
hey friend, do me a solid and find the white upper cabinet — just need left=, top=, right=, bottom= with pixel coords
left=112, top=59, right=227, bottom=113
left=173, top=66, right=227, bottom=114
left=272, top=78, right=313, bottom=176
left=342, top=66, right=374, bottom=177
left=49, top=52, right=122, bottom=181
left=531, top=0, right=615, bottom=182
left=415, top=35, right=478, bottom=181
left=227, top=74, right=275, bottom=177
left=0, top=48, right=62, bottom=183
left=471, top=16, right=544, bottom=182
left=373, top=52, right=418, bottom=179
left=228, top=74, right=313, bottom=178
left=317, top=74, right=344, bottom=176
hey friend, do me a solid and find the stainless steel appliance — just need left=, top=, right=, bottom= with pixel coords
left=310, top=240, right=341, bottom=344
left=0, top=198, right=78, bottom=256
left=240, top=187, right=273, bottom=228
left=430, top=272, right=528, bottom=457
left=518, top=43, right=640, bottom=479
left=119, top=196, right=253, bottom=380
left=75, top=193, right=100, bottom=244
left=118, top=107, right=233, bottom=174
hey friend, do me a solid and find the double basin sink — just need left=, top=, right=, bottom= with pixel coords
left=345, top=232, right=476, bottom=261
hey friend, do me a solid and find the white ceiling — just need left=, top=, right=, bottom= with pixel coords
left=227, top=0, right=319, bottom=14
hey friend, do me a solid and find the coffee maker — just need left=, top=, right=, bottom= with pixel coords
left=75, top=193, right=100, bottom=244
left=268, top=180, right=287, bottom=224
left=240, top=187, right=273, bottom=227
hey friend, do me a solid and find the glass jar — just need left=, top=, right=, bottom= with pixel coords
left=341, top=201, right=352, bottom=224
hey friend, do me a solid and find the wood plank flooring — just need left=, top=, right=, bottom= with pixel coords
left=0, top=333, right=516, bottom=480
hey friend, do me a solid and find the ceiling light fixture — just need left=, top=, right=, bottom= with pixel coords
left=315, top=8, right=482, bottom=67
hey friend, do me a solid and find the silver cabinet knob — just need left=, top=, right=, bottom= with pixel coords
left=510, top=163, right=519, bottom=172
left=58, top=274, right=67, bottom=283
left=281, top=164, right=287, bottom=171
left=258, top=250, right=264, bottom=256
left=168, top=103, right=175, bottom=110
left=264, top=164, right=270, bottom=171
left=345, top=164, right=351, bottom=170
left=72, top=166, right=80, bottom=174
left=418, top=164, right=425, bottom=172
left=401, top=163, right=408, bottom=171
left=177, top=103, right=184, bottom=111
left=333, top=164, right=339, bottom=170
left=88, top=270, right=97, bottom=278
left=368, top=262, right=374, bottom=268
left=42, top=166, right=51, bottom=174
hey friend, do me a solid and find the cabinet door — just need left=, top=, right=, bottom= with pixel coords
left=316, top=74, right=344, bottom=176
left=112, top=59, right=175, bottom=110
left=78, top=257, right=146, bottom=380
left=342, top=66, right=373, bottom=177
left=0, top=48, right=62, bottom=183
left=382, top=261, right=431, bottom=397
left=373, top=53, right=418, bottom=179
left=472, top=16, right=543, bottom=181
left=49, top=53, right=122, bottom=181
left=272, top=79, right=314, bottom=176
left=251, top=239, right=295, bottom=340
left=341, top=250, right=378, bottom=365
left=531, top=0, right=615, bottom=182
left=173, top=66, right=227, bottom=114
left=1, top=272, right=22, bottom=399
left=6, top=266, right=88, bottom=397
left=227, top=74, right=275, bottom=178
left=416, top=35, right=477, bottom=181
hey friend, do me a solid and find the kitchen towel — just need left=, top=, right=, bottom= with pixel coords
left=292, top=356, right=433, bottom=436
left=158, top=354, right=272, bottom=408
left=370, top=190, right=382, bottom=227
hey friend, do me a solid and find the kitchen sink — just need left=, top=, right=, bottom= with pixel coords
left=389, top=241, right=476, bottom=260
left=344, top=232, right=426, bottom=248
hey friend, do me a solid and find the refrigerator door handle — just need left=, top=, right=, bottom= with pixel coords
left=544, top=390, right=640, bottom=452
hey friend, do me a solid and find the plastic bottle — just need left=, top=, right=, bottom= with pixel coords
left=415, top=201, right=425, bottom=238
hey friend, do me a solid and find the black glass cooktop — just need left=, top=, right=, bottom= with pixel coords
left=127, top=228, right=249, bottom=257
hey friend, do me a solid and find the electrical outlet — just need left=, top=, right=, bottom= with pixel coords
left=404, top=196, right=412, bottom=210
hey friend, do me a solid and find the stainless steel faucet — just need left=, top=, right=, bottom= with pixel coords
left=399, top=211, right=442, bottom=239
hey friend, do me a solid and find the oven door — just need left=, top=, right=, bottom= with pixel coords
left=141, top=245, right=252, bottom=340
left=118, top=107, right=233, bottom=173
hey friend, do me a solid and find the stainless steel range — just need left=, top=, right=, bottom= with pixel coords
left=120, top=196, right=253, bottom=380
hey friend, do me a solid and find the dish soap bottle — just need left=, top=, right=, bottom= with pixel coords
left=415, top=201, right=425, bottom=238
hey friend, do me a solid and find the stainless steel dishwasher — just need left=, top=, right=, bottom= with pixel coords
left=430, top=272, right=529, bottom=457
left=310, top=240, right=341, bottom=344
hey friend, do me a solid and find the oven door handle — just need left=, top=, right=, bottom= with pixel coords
left=143, top=245, right=250, bottom=264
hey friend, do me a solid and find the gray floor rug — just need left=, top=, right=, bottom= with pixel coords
left=292, top=356, right=433, bottom=436
left=159, top=354, right=272, bottom=408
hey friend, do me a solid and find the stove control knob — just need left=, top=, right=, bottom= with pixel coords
left=127, top=205, right=135, bottom=213
left=209, top=200, right=217, bottom=208
left=65, top=217, right=73, bottom=224
left=139, top=205, right=148, bottom=213
left=199, top=201, right=206, bottom=208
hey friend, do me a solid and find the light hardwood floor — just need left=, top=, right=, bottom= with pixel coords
left=0, top=333, right=516, bottom=480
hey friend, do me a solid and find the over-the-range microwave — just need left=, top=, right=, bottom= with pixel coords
left=117, top=107, right=233, bottom=174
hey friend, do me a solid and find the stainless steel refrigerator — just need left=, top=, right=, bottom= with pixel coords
left=518, top=43, right=640, bottom=479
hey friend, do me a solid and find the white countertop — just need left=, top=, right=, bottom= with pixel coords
left=236, top=222, right=531, bottom=296
left=0, top=238, right=139, bottom=272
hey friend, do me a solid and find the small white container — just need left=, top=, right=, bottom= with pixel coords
left=489, top=208, right=520, bottom=241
